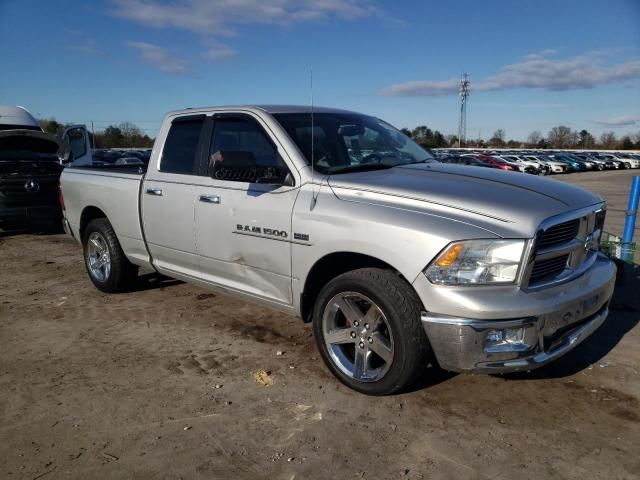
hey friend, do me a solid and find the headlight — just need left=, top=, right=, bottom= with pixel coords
left=424, top=239, right=525, bottom=285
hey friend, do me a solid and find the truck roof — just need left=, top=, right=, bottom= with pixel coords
left=165, top=105, right=363, bottom=117
left=0, top=105, right=42, bottom=129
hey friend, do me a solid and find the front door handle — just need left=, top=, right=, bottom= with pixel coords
left=199, top=194, right=221, bottom=204
left=146, top=188, right=163, bottom=196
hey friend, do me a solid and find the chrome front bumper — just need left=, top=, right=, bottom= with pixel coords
left=419, top=255, right=616, bottom=373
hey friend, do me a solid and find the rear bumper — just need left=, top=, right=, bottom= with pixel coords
left=416, top=254, right=616, bottom=373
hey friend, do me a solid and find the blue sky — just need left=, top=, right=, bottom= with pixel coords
left=1, top=0, right=639, bottom=140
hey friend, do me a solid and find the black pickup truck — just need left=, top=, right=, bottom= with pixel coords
left=0, top=109, right=63, bottom=229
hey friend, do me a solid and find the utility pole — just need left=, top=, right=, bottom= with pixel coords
left=457, top=73, right=470, bottom=148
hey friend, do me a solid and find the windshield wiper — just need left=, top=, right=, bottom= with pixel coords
left=407, top=158, right=434, bottom=164
left=328, top=163, right=394, bottom=174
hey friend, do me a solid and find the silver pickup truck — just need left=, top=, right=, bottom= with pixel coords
left=60, top=105, right=616, bottom=395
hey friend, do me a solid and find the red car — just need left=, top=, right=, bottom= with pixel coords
left=462, top=154, right=517, bottom=171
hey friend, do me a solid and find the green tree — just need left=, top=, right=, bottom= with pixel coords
left=578, top=129, right=595, bottom=149
left=38, top=118, right=64, bottom=136
left=620, top=135, right=634, bottom=150
left=101, top=126, right=124, bottom=148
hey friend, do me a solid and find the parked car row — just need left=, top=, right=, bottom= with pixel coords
left=433, top=149, right=640, bottom=174
left=91, top=148, right=151, bottom=167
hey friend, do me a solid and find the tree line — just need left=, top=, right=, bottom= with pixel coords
left=38, top=118, right=154, bottom=149
left=401, top=125, right=640, bottom=150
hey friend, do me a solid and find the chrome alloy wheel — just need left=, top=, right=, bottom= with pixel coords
left=322, top=292, right=394, bottom=382
left=86, top=231, right=111, bottom=282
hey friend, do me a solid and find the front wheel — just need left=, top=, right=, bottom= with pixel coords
left=312, top=268, right=432, bottom=395
left=82, top=217, right=138, bottom=293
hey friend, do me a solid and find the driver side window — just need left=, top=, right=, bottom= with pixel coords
left=208, top=117, right=286, bottom=182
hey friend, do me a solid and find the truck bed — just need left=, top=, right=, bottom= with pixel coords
left=60, top=166, right=151, bottom=268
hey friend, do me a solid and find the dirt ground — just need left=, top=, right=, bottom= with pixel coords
left=1, top=170, right=639, bottom=479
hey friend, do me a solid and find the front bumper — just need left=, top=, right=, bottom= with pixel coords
left=416, top=254, right=616, bottom=373
left=0, top=204, right=60, bottom=220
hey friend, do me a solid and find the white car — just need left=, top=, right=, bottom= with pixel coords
left=522, top=155, right=566, bottom=174
left=494, top=155, right=539, bottom=173
left=613, top=155, right=640, bottom=169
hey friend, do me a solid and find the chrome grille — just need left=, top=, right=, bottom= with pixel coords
left=526, top=206, right=605, bottom=288
left=529, top=254, right=569, bottom=283
left=537, top=219, right=579, bottom=248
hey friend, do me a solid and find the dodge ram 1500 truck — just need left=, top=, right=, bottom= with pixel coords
left=60, top=105, right=616, bottom=395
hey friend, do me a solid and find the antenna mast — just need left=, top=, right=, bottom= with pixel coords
left=310, top=65, right=318, bottom=209
left=457, top=73, right=470, bottom=148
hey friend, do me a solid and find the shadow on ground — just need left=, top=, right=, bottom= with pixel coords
left=134, top=272, right=184, bottom=292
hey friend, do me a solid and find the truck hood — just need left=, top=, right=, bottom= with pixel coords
left=328, top=163, right=603, bottom=237
left=0, top=130, right=61, bottom=177
left=0, top=129, right=60, bottom=155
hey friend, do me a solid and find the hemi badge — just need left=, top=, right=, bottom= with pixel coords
left=294, top=233, right=310, bottom=241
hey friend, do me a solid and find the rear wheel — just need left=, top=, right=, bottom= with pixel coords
left=82, top=218, right=137, bottom=293
left=312, top=268, right=432, bottom=395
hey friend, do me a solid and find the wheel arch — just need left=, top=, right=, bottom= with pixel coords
left=299, top=251, right=416, bottom=323
left=79, top=205, right=107, bottom=240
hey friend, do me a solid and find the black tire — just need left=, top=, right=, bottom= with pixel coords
left=312, top=268, right=432, bottom=395
left=82, top=217, right=138, bottom=293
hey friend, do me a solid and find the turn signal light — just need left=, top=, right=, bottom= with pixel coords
left=434, top=243, right=463, bottom=267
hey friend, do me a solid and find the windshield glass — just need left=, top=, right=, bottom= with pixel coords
left=274, top=113, right=435, bottom=174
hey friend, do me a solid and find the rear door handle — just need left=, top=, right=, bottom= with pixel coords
left=146, top=188, right=163, bottom=196
left=199, top=195, right=221, bottom=204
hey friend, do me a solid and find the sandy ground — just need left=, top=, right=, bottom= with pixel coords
left=1, top=170, right=639, bottom=479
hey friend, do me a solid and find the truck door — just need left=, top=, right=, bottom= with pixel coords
left=194, top=113, right=299, bottom=305
left=61, top=125, right=92, bottom=166
left=141, top=115, right=207, bottom=278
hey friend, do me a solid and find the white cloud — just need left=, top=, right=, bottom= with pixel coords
left=593, top=115, right=639, bottom=127
left=126, top=41, right=190, bottom=73
left=381, top=51, right=640, bottom=96
left=112, top=0, right=385, bottom=70
left=201, top=39, right=237, bottom=61
left=111, top=0, right=382, bottom=33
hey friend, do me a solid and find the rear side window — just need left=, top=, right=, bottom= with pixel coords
left=160, top=118, right=205, bottom=174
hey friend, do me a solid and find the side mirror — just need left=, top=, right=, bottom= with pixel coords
left=256, top=168, right=294, bottom=187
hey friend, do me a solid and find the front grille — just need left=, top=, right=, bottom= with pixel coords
left=0, top=177, right=59, bottom=208
left=527, top=208, right=606, bottom=288
left=529, top=254, right=569, bottom=283
left=537, top=219, right=579, bottom=248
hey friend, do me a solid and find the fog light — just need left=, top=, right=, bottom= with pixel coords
left=484, top=327, right=530, bottom=353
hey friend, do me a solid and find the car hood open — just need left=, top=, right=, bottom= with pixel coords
left=0, top=129, right=60, bottom=155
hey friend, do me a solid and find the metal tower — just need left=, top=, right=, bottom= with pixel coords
left=457, top=73, right=470, bottom=147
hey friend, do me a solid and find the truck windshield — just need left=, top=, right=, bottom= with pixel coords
left=274, top=113, right=435, bottom=174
